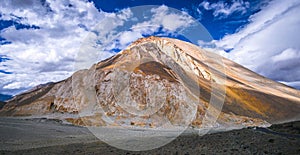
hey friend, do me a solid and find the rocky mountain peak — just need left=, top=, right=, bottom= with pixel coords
left=1, top=37, right=300, bottom=129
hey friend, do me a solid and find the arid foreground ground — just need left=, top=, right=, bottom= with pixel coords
left=0, top=117, right=299, bottom=155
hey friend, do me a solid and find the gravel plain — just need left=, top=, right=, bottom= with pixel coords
left=0, top=117, right=299, bottom=155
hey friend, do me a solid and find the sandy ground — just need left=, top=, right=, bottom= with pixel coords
left=0, top=117, right=299, bottom=155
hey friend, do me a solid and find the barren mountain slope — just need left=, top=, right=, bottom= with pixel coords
left=1, top=37, right=299, bottom=129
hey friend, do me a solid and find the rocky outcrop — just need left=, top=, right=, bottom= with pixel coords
left=1, top=37, right=300, bottom=129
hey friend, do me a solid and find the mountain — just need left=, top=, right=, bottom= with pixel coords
left=0, top=94, right=12, bottom=102
left=1, top=37, right=300, bottom=129
left=0, top=94, right=12, bottom=109
left=0, top=101, right=5, bottom=109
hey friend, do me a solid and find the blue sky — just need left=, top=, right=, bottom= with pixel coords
left=0, top=0, right=300, bottom=95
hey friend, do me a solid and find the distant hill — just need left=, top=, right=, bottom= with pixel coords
left=0, top=94, right=12, bottom=102
left=0, top=101, right=5, bottom=109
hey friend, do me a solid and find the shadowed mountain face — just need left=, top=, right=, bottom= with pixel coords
left=1, top=37, right=300, bottom=129
left=0, top=101, right=5, bottom=109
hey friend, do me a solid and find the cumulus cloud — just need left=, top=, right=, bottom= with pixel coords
left=272, top=48, right=300, bottom=63
left=0, top=0, right=132, bottom=94
left=216, top=0, right=300, bottom=89
left=199, top=0, right=250, bottom=19
left=119, top=5, right=195, bottom=47
left=0, top=2, right=197, bottom=95
left=119, top=31, right=143, bottom=46
left=150, top=5, right=194, bottom=32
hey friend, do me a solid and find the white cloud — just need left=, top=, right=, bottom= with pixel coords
left=130, top=5, right=195, bottom=35
left=0, top=3, right=198, bottom=95
left=272, top=48, right=300, bottom=63
left=3, top=82, right=23, bottom=89
left=0, top=0, right=133, bottom=95
left=215, top=0, right=300, bottom=89
left=119, top=31, right=143, bottom=46
left=199, top=0, right=250, bottom=19
left=150, top=5, right=194, bottom=32
left=103, top=5, right=196, bottom=52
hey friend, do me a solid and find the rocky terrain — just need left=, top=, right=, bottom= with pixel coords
left=1, top=36, right=300, bottom=153
left=0, top=117, right=299, bottom=154
left=1, top=36, right=299, bottom=130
